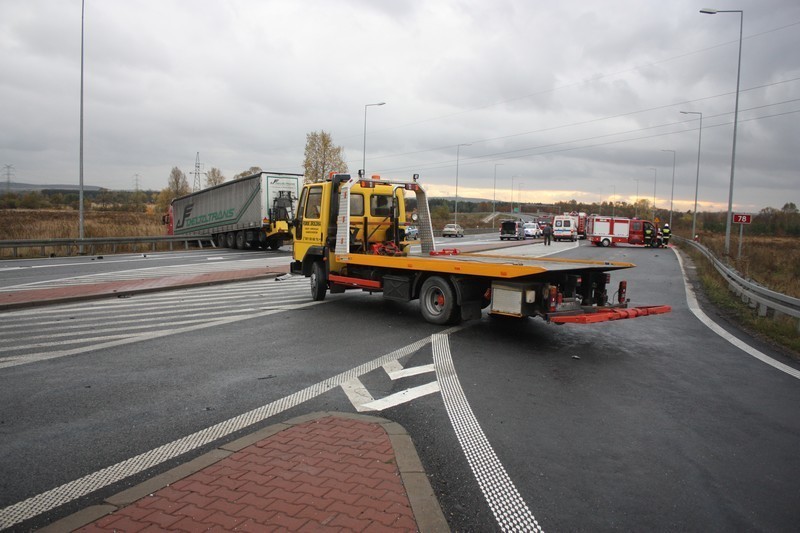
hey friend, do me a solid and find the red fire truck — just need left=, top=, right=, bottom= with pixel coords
left=587, top=216, right=658, bottom=247
left=565, top=211, right=588, bottom=239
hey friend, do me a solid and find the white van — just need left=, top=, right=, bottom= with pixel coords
left=552, top=215, right=578, bottom=242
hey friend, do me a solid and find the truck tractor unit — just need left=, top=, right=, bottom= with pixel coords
left=290, top=173, right=670, bottom=326
left=165, top=171, right=301, bottom=250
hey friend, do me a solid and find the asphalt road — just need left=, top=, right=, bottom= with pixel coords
left=1, top=239, right=798, bottom=531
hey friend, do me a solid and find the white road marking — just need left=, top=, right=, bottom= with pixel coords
left=0, top=328, right=463, bottom=529
left=384, top=362, right=435, bottom=379
left=341, top=377, right=376, bottom=412
left=674, top=248, right=800, bottom=380
left=360, top=381, right=441, bottom=411
left=433, top=333, right=543, bottom=532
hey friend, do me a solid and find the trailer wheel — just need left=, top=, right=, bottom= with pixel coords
left=601, top=238, right=611, bottom=247
left=225, top=232, right=235, bottom=248
left=310, top=261, right=327, bottom=301
left=419, top=276, right=460, bottom=325
left=235, top=231, right=246, bottom=249
left=215, top=234, right=226, bottom=248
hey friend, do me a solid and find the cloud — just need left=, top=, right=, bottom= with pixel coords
left=0, top=0, right=798, bottom=212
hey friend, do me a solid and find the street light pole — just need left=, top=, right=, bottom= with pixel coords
left=649, top=167, right=657, bottom=221
left=511, top=175, right=521, bottom=215
left=362, top=102, right=385, bottom=175
left=633, top=177, right=640, bottom=217
left=79, top=0, right=85, bottom=249
left=681, top=110, right=704, bottom=240
left=454, top=143, right=471, bottom=225
left=701, top=8, right=743, bottom=256
left=493, top=163, right=503, bottom=229
left=662, top=149, right=676, bottom=227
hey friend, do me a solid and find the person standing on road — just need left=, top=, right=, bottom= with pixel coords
left=542, top=223, right=552, bottom=245
left=661, top=223, right=671, bottom=247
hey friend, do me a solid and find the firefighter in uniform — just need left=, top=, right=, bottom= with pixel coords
left=661, top=223, right=671, bottom=247
left=644, top=224, right=653, bottom=247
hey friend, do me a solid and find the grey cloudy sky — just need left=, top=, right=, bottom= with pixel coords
left=1, top=0, right=798, bottom=213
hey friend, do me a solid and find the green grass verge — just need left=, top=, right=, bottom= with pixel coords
left=677, top=241, right=800, bottom=359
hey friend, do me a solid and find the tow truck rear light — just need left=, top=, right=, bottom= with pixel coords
left=404, top=183, right=420, bottom=191
left=359, top=180, right=375, bottom=188
left=618, top=281, right=627, bottom=304
left=548, top=285, right=558, bottom=312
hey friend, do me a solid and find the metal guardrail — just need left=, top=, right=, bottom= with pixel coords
left=0, top=235, right=216, bottom=258
left=679, top=237, right=800, bottom=331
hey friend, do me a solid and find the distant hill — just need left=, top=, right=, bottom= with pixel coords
left=5, top=182, right=106, bottom=192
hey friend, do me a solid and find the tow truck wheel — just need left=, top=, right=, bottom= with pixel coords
left=420, top=276, right=460, bottom=325
left=310, top=261, right=327, bottom=301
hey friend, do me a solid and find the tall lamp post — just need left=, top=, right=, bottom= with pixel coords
left=701, top=7, right=743, bottom=256
left=649, top=167, right=658, bottom=221
left=662, top=149, right=676, bottom=227
left=362, top=102, right=385, bottom=175
left=493, top=163, right=503, bottom=228
left=681, top=110, right=704, bottom=240
left=79, top=0, right=86, bottom=249
left=633, top=177, right=640, bottom=217
left=454, top=143, right=471, bottom=225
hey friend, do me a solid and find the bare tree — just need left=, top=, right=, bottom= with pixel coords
left=206, top=167, right=225, bottom=187
left=168, top=167, right=191, bottom=197
left=303, top=131, right=348, bottom=183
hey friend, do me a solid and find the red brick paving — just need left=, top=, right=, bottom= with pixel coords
left=76, top=416, right=418, bottom=532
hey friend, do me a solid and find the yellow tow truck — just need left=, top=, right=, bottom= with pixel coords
left=290, top=173, right=670, bottom=325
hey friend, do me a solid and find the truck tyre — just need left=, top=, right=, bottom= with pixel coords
left=419, top=276, right=460, bottom=325
left=310, top=261, right=327, bottom=301
left=215, top=234, right=226, bottom=248
left=601, top=238, right=611, bottom=247
left=225, top=232, right=235, bottom=248
left=269, top=239, right=281, bottom=250
left=235, top=231, right=246, bottom=249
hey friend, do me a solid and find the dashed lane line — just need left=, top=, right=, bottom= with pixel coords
left=433, top=333, right=543, bottom=532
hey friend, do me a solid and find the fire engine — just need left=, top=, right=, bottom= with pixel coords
left=587, top=216, right=658, bottom=247
left=564, top=211, right=588, bottom=239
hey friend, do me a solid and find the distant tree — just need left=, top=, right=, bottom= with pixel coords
left=168, top=167, right=190, bottom=198
left=781, top=202, right=798, bottom=214
left=302, top=130, right=348, bottom=183
left=206, top=167, right=225, bottom=187
left=20, top=191, right=45, bottom=209
left=233, top=167, right=262, bottom=180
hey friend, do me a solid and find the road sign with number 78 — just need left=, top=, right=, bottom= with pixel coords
left=732, top=213, right=752, bottom=224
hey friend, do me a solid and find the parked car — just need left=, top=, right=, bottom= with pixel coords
left=523, top=222, right=541, bottom=239
left=405, top=225, right=419, bottom=240
left=500, top=220, right=524, bottom=240
left=442, top=223, right=464, bottom=238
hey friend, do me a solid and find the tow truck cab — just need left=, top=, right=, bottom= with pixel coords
left=291, top=173, right=411, bottom=279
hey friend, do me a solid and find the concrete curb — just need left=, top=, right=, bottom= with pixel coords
left=39, top=412, right=448, bottom=533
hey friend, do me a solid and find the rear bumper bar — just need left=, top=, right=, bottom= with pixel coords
left=548, top=305, right=672, bottom=324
